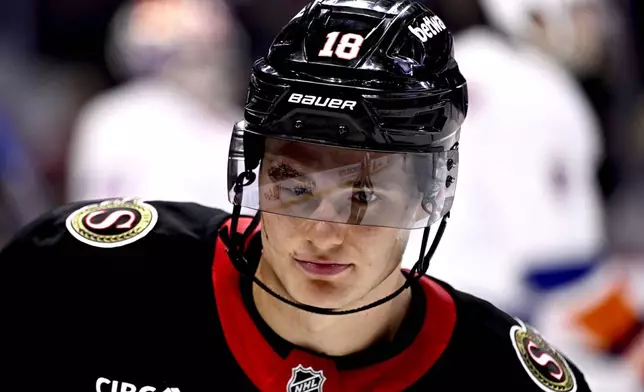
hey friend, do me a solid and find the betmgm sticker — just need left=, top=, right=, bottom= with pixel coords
left=510, top=319, right=577, bottom=392
left=65, top=198, right=158, bottom=248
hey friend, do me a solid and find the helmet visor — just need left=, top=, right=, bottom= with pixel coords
left=228, top=128, right=458, bottom=229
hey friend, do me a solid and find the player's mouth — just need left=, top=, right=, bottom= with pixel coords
left=294, top=258, right=352, bottom=276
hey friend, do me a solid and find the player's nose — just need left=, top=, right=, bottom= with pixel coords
left=304, top=220, right=345, bottom=251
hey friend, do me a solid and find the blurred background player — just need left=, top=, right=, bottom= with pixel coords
left=469, top=3, right=643, bottom=391
left=401, top=0, right=642, bottom=390
left=403, top=0, right=606, bottom=317
left=478, top=2, right=643, bottom=391
left=66, top=0, right=251, bottom=212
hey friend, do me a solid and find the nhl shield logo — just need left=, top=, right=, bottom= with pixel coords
left=286, top=364, right=326, bottom=392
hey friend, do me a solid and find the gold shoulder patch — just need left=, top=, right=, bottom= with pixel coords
left=65, top=198, right=158, bottom=248
left=510, top=318, right=577, bottom=392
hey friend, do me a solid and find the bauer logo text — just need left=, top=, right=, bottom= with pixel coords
left=288, top=93, right=356, bottom=111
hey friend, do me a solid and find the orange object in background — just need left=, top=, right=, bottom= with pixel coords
left=574, top=278, right=640, bottom=352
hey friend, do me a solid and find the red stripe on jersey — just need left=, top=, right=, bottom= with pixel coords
left=213, top=217, right=456, bottom=391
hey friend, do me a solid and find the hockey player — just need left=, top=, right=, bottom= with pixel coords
left=1, top=1, right=592, bottom=391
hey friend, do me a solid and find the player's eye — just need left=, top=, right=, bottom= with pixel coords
left=351, top=188, right=379, bottom=203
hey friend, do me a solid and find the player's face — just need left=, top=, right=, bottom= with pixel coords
left=257, top=139, right=415, bottom=309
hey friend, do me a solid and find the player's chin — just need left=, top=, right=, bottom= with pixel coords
left=288, top=280, right=359, bottom=310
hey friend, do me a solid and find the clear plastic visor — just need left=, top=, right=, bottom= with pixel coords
left=228, top=133, right=456, bottom=229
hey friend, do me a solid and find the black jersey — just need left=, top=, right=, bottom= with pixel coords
left=1, top=198, right=591, bottom=391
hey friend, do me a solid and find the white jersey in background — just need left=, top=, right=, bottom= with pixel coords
left=67, top=0, right=251, bottom=214
left=67, top=79, right=241, bottom=213
left=403, top=27, right=605, bottom=315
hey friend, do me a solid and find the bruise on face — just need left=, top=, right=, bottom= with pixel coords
left=266, top=162, right=316, bottom=195
left=267, top=163, right=304, bottom=181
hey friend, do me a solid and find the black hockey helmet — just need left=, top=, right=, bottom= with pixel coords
left=222, top=0, right=468, bottom=315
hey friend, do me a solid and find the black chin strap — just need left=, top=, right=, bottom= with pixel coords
left=220, top=172, right=449, bottom=316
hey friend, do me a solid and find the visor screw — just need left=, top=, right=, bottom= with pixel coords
left=447, top=158, right=455, bottom=171
left=446, top=175, right=455, bottom=188
left=294, top=120, right=303, bottom=129
left=338, top=125, right=348, bottom=135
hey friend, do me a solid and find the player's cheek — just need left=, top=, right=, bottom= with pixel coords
left=346, top=226, right=399, bottom=260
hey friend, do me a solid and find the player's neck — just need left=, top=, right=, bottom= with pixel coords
left=252, top=263, right=412, bottom=357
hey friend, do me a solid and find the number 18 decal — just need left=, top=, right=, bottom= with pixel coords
left=318, top=32, right=365, bottom=60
